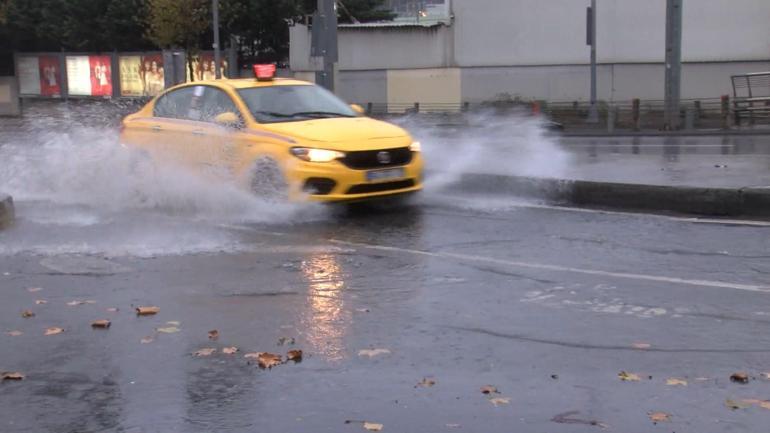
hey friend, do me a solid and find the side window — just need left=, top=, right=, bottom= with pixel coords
left=200, top=87, right=241, bottom=123
left=153, top=87, right=196, bottom=119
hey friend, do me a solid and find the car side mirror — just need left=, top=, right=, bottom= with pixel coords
left=350, top=104, right=365, bottom=116
left=214, top=112, right=241, bottom=128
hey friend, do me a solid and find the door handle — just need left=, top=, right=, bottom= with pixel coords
left=151, top=125, right=162, bottom=132
left=192, top=129, right=206, bottom=136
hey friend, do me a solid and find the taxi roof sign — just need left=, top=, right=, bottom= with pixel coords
left=253, top=64, right=276, bottom=81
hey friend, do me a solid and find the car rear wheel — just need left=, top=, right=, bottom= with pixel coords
left=249, top=157, right=288, bottom=201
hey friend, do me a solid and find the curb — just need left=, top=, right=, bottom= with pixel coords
left=0, top=194, right=15, bottom=228
left=450, top=173, right=770, bottom=218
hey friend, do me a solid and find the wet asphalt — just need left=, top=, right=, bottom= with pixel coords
left=2, top=195, right=770, bottom=433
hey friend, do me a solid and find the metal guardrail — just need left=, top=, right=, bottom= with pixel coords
left=732, top=72, right=770, bottom=126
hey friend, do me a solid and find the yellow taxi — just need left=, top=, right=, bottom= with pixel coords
left=119, top=65, right=423, bottom=202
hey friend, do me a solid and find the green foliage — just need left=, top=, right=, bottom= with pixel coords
left=145, top=0, right=210, bottom=51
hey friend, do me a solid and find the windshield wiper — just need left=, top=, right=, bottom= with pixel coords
left=288, top=111, right=355, bottom=118
left=253, top=110, right=296, bottom=118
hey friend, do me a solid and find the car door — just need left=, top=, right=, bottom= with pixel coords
left=145, top=86, right=200, bottom=166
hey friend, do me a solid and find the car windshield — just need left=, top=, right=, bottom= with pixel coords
left=237, top=84, right=356, bottom=123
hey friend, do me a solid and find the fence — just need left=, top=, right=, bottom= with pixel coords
left=732, top=72, right=770, bottom=126
left=13, top=49, right=238, bottom=100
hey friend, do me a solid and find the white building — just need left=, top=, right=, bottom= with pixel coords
left=290, top=0, right=770, bottom=109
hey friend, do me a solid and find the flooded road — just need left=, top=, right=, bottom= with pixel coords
left=2, top=102, right=770, bottom=432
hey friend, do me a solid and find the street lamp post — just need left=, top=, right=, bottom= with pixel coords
left=212, top=0, right=222, bottom=79
left=587, top=0, right=599, bottom=123
left=663, top=0, right=683, bottom=130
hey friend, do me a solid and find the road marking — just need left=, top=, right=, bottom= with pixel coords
left=329, top=239, right=770, bottom=294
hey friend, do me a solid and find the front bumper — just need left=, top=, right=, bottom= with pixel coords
left=288, top=152, right=424, bottom=202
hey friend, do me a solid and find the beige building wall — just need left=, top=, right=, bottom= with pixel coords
left=386, top=68, right=461, bottom=112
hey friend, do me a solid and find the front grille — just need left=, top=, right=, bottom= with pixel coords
left=303, top=178, right=336, bottom=195
left=346, top=179, right=416, bottom=195
left=341, top=147, right=412, bottom=170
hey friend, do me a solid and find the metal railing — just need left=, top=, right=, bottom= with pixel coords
left=732, top=72, right=770, bottom=126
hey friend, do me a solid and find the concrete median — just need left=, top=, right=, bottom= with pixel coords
left=450, top=173, right=770, bottom=218
left=0, top=194, right=14, bottom=228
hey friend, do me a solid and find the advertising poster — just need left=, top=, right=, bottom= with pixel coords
left=38, top=56, right=62, bottom=97
left=120, top=55, right=165, bottom=97
left=66, top=56, right=92, bottom=96
left=17, top=57, right=41, bottom=95
left=89, top=55, right=113, bottom=96
left=187, top=53, right=229, bottom=82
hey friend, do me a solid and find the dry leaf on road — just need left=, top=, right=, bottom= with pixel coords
left=27, top=287, right=42, bottom=293
left=208, top=330, right=219, bottom=340
left=156, top=326, right=179, bottom=334
left=480, top=385, right=498, bottom=394
left=35, top=300, right=47, bottom=305
left=244, top=353, right=260, bottom=359
left=740, top=399, right=770, bottom=410
left=287, top=349, right=303, bottom=362
left=21, top=310, right=35, bottom=318
left=363, top=422, right=383, bottom=431
left=66, top=300, right=94, bottom=306
left=91, top=320, right=111, bottom=329
left=257, top=352, right=283, bottom=369
left=648, top=412, right=671, bottom=423
left=489, top=397, right=510, bottom=407
left=165, top=321, right=180, bottom=326
left=632, top=342, right=651, bottom=349
left=666, top=378, right=687, bottom=386
left=222, top=347, right=239, bottom=355
left=760, top=372, right=770, bottom=380
left=5, top=330, right=23, bottom=337
left=277, top=336, right=295, bottom=346
left=136, top=306, right=159, bottom=316
left=140, top=336, right=154, bottom=344
left=107, top=308, right=119, bottom=313
left=1, top=372, right=25, bottom=381
left=44, top=327, right=64, bottom=336
left=416, top=378, right=436, bottom=388
left=193, top=348, right=216, bottom=357
left=726, top=399, right=752, bottom=410
left=730, top=372, right=750, bottom=384
left=618, top=371, right=641, bottom=382
left=358, top=348, right=391, bottom=358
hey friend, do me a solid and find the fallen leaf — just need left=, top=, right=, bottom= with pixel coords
left=21, top=310, right=34, bottom=318
left=363, top=422, right=383, bottom=431
left=277, top=336, right=295, bottom=346
left=107, top=308, right=119, bottom=313
left=358, top=348, right=391, bottom=358
left=489, top=397, right=510, bottom=407
left=66, top=300, right=88, bottom=306
left=156, top=326, right=179, bottom=334
left=648, top=412, right=671, bottom=423
left=666, top=378, right=687, bottom=386
left=44, top=327, right=64, bottom=336
left=223, top=347, right=239, bottom=355
left=740, top=399, right=770, bottom=410
left=618, top=371, right=641, bottom=382
left=632, top=342, right=651, bottom=349
left=730, top=372, right=749, bottom=384
left=208, top=330, right=219, bottom=340
left=480, top=385, right=498, bottom=394
left=85, top=300, right=97, bottom=304
left=136, top=306, right=159, bottom=316
left=91, top=320, right=111, bottom=329
left=166, top=321, right=180, bottom=326
left=287, top=349, right=303, bottom=362
left=726, top=398, right=752, bottom=410
left=5, top=330, right=23, bottom=337
left=356, top=308, right=371, bottom=313
left=27, top=287, right=42, bottom=293
left=244, top=353, right=260, bottom=359
left=760, top=372, right=770, bottom=380
left=257, top=352, right=283, bottom=369
left=140, top=336, right=154, bottom=344
left=695, top=377, right=711, bottom=382
left=551, top=411, right=608, bottom=428
left=1, top=372, right=25, bottom=381
left=416, top=377, right=436, bottom=388
left=35, top=300, right=47, bottom=305
left=193, top=348, right=216, bottom=357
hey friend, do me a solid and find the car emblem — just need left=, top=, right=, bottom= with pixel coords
left=377, top=151, right=391, bottom=164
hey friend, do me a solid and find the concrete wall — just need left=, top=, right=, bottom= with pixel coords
left=0, top=77, right=21, bottom=116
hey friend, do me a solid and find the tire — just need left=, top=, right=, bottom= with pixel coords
left=249, top=157, right=288, bottom=201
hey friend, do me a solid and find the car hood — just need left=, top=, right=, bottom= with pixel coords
left=261, top=117, right=410, bottom=150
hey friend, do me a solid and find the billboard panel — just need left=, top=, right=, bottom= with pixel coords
left=39, top=56, right=62, bottom=97
left=141, top=54, right=165, bottom=96
left=187, top=52, right=229, bottom=82
left=66, top=56, right=92, bottom=96
left=17, top=57, right=41, bottom=95
left=120, top=54, right=165, bottom=97
left=89, top=55, right=113, bottom=96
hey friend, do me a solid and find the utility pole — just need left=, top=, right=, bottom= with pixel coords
left=212, top=0, right=222, bottom=79
left=663, top=0, right=683, bottom=130
left=587, top=0, right=598, bottom=123
left=313, top=0, right=338, bottom=91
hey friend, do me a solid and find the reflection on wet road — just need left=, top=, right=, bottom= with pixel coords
left=301, top=253, right=350, bottom=362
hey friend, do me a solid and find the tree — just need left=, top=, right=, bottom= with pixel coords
left=145, top=0, right=210, bottom=78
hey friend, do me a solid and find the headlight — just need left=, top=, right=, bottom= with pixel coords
left=409, top=141, right=421, bottom=152
left=290, top=147, right=345, bottom=163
